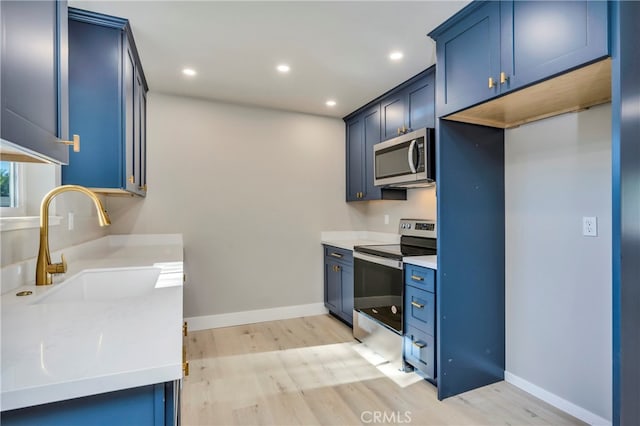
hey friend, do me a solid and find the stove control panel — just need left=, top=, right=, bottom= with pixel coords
left=399, top=219, right=437, bottom=238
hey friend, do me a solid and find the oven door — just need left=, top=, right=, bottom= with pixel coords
left=353, top=252, right=403, bottom=334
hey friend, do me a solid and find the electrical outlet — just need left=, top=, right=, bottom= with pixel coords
left=583, top=216, right=597, bottom=237
left=384, top=214, right=389, bottom=225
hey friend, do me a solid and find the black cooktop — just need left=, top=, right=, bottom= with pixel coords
left=354, top=236, right=437, bottom=261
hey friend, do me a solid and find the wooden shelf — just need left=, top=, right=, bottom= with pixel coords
left=443, top=58, right=612, bottom=129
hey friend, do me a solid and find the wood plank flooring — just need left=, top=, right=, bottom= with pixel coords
left=182, top=315, right=583, bottom=426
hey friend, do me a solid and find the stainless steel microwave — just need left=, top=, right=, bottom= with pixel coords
left=373, top=128, right=435, bottom=188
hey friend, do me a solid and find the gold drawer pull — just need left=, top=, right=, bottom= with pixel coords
left=59, top=134, right=80, bottom=152
left=413, top=341, right=426, bottom=349
left=488, top=77, right=496, bottom=89
left=128, top=175, right=135, bottom=184
left=183, top=361, right=189, bottom=376
left=183, top=321, right=188, bottom=337
left=411, top=301, right=424, bottom=309
left=332, top=265, right=341, bottom=272
left=500, top=71, right=509, bottom=84
left=330, top=252, right=343, bottom=259
left=411, top=275, right=424, bottom=282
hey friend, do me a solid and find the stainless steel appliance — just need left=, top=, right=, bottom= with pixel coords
left=353, top=219, right=437, bottom=370
left=373, top=128, right=436, bottom=188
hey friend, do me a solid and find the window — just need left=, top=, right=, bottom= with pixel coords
left=0, top=161, right=25, bottom=216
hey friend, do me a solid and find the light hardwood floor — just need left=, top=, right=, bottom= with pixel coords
left=182, top=315, right=583, bottom=426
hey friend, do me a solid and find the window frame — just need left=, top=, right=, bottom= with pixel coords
left=0, top=161, right=26, bottom=217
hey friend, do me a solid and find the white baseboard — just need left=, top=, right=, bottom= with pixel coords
left=185, top=303, right=329, bottom=331
left=504, top=371, right=611, bottom=426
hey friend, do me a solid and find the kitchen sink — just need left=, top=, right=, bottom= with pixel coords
left=33, top=267, right=162, bottom=304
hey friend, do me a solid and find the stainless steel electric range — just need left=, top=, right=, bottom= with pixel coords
left=353, top=218, right=436, bottom=369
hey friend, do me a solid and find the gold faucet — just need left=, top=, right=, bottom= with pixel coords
left=36, top=185, right=111, bottom=285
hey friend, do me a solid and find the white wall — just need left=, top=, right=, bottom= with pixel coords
left=505, top=104, right=612, bottom=421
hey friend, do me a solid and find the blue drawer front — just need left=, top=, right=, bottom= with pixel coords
left=404, top=264, right=435, bottom=292
left=404, top=325, right=435, bottom=379
left=405, top=285, right=435, bottom=336
left=323, top=245, right=353, bottom=264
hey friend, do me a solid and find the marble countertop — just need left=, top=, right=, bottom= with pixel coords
left=403, top=255, right=437, bottom=270
left=0, top=234, right=184, bottom=412
left=320, top=231, right=400, bottom=251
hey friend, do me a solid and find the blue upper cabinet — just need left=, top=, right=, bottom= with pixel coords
left=501, top=0, right=609, bottom=93
left=344, top=67, right=434, bottom=202
left=62, top=8, right=148, bottom=196
left=430, top=2, right=500, bottom=118
left=381, top=67, right=436, bottom=139
left=0, top=0, right=70, bottom=164
left=429, top=0, right=609, bottom=118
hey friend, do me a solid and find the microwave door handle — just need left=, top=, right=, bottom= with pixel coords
left=407, top=139, right=417, bottom=173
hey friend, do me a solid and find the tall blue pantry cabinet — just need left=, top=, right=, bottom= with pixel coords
left=62, top=8, right=148, bottom=196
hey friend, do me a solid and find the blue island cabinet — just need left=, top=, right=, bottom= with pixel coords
left=0, top=0, right=70, bottom=163
left=430, top=0, right=609, bottom=117
left=61, top=8, right=148, bottom=196
left=1, top=380, right=180, bottom=426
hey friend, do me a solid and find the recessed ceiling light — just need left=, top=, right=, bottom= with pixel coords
left=326, top=100, right=337, bottom=107
left=389, top=51, right=404, bottom=61
left=182, top=68, right=197, bottom=76
left=276, top=64, right=291, bottom=73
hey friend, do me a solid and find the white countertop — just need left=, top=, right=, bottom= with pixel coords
left=0, top=234, right=183, bottom=412
left=403, top=255, right=437, bottom=270
left=321, top=231, right=400, bottom=251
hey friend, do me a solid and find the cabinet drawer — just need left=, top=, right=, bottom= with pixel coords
left=404, top=325, right=435, bottom=379
left=404, top=265, right=435, bottom=292
left=404, top=285, right=435, bottom=336
left=323, top=246, right=353, bottom=264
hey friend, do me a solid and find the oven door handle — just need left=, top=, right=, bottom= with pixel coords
left=354, top=252, right=403, bottom=269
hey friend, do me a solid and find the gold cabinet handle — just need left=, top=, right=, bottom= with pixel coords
left=332, top=265, right=341, bottom=272
left=488, top=77, right=496, bottom=89
left=397, top=127, right=402, bottom=136
left=500, top=72, right=509, bottom=84
left=411, top=301, right=424, bottom=309
left=183, top=321, right=188, bottom=337
left=138, top=184, right=147, bottom=191
left=413, top=341, right=426, bottom=349
left=128, top=175, right=135, bottom=184
left=330, top=252, right=343, bottom=259
left=59, top=134, right=80, bottom=152
left=182, top=344, right=189, bottom=376
left=411, top=275, right=424, bottom=282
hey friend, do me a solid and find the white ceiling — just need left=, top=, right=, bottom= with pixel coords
left=69, top=1, right=470, bottom=118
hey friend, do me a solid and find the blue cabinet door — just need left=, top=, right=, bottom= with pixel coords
left=405, top=70, right=435, bottom=131
left=62, top=9, right=148, bottom=196
left=63, top=19, right=122, bottom=188
left=362, top=104, right=381, bottom=201
left=1, top=0, right=69, bottom=164
left=345, top=115, right=364, bottom=201
left=501, top=0, right=609, bottom=92
left=1, top=381, right=178, bottom=426
left=325, top=259, right=341, bottom=313
left=433, top=1, right=501, bottom=117
left=381, top=93, right=405, bottom=141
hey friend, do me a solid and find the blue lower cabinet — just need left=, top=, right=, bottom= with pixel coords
left=404, top=325, right=435, bottom=380
left=323, top=245, right=354, bottom=326
left=403, top=264, right=436, bottom=381
left=404, top=285, right=435, bottom=336
left=1, top=381, right=179, bottom=426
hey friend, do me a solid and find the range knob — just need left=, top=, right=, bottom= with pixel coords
left=401, top=223, right=406, bottom=229
left=407, top=224, right=412, bottom=229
